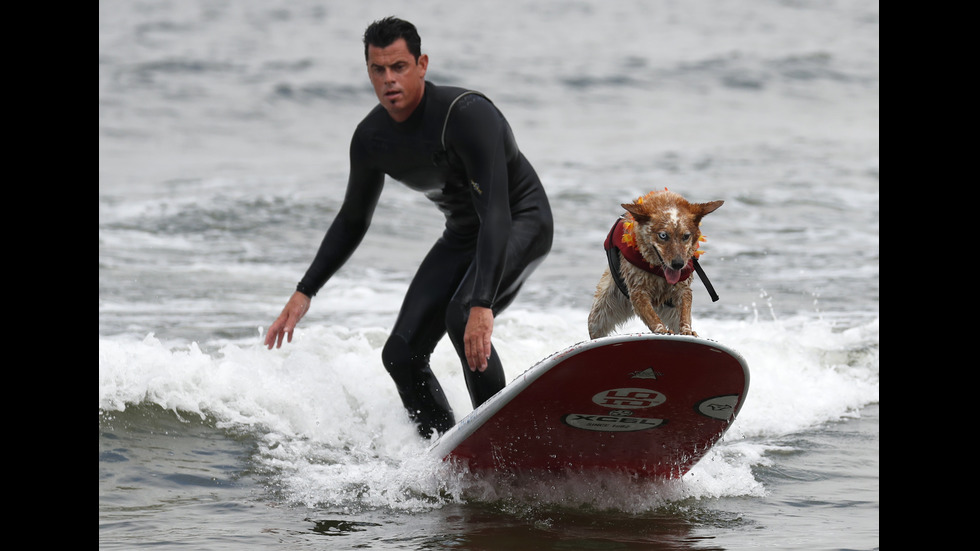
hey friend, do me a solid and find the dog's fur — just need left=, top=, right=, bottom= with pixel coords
left=588, top=190, right=723, bottom=339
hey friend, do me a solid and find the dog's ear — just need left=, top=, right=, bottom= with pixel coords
left=622, top=202, right=651, bottom=222
left=693, top=200, right=724, bottom=222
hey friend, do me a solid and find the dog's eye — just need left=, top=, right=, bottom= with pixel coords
left=658, top=231, right=668, bottom=240
left=682, top=233, right=691, bottom=241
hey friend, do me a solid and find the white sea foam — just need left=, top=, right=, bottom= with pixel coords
left=99, top=306, right=877, bottom=511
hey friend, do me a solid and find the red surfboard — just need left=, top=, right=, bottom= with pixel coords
left=429, top=334, right=749, bottom=479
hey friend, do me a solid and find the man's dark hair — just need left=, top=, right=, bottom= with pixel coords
left=363, top=17, right=422, bottom=62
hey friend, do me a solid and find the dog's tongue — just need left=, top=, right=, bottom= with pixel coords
left=665, top=267, right=682, bottom=285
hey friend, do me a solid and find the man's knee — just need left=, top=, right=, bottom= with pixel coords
left=382, top=334, right=414, bottom=376
left=444, top=298, right=468, bottom=344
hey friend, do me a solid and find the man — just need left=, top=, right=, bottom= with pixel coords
left=265, top=17, right=553, bottom=438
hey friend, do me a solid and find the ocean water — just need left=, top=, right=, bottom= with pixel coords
left=99, top=1, right=879, bottom=549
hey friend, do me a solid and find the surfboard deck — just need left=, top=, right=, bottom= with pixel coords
left=429, top=334, right=749, bottom=479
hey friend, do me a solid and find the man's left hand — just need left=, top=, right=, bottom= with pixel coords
left=464, top=306, right=494, bottom=372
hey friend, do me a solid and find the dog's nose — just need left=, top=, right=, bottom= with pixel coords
left=671, top=259, right=686, bottom=271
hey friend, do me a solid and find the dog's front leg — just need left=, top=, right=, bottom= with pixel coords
left=631, top=291, right=671, bottom=334
left=676, top=284, right=697, bottom=336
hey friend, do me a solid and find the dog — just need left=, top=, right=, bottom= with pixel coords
left=588, top=189, right=723, bottom=339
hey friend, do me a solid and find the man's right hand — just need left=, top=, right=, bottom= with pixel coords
left=264, top=291, right=311, bottom=349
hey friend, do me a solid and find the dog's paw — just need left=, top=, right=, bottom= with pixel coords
left=679, top=325, right=698, bottom=337
left=652, top=324, right=673, bottom=334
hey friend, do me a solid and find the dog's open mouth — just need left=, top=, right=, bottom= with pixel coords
left=664, top=266, right=683, bottom=285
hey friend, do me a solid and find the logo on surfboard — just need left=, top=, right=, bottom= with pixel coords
left=562, top=413, right=666, bottom=432
left=592, top=388, right=666, bottom=409
left=695, top=395, right=740, bottom=421
left=629, top=367, right=662, bottom=379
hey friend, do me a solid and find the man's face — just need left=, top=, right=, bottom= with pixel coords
left=367, top=38, right=428, bottom=122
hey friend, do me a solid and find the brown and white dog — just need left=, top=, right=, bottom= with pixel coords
left=588, top=189, right=724, bottom=339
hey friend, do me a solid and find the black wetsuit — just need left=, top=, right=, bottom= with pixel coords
left=296, top=82, right=553, bottom=437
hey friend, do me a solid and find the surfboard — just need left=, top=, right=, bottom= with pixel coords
left=428, top=334, right=749, bottom=479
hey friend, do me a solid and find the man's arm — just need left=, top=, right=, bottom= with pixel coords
left=296, top=136, right=386, bottom=296
left=446, top=96, right=516, bottom=370
left=265, top=133, right=385, bottom=348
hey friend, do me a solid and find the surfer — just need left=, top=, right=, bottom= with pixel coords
left=264, top=16, right=553, bottom=438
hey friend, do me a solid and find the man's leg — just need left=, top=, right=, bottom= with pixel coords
left=445, top=212, right=553, bottom=409
left=381, top=236, right=473, bottom=437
